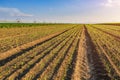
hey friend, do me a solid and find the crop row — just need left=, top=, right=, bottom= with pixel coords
left=21, top=26, right=81, bottom=80
left=2, top=26, right=74, bottom=79
left=87, top=25, right=120, bottom=79
left=93, top=29, right=120, bottom=43
left=94, top=24, right=120, bottom=32
left=0, top=24, right=76, bottom=53
left=0, top=25, right=82, bottom=80
left=49, top=28, right=81, bottom=80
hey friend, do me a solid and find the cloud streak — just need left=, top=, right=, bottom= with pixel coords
left=0, top=7, right=33, bottom=17
left=102, top=0, right=120, bottom=7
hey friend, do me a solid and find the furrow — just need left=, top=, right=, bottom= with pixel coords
left=0, top=28, right=75, bottom=79
left=6, top=28, right=77, bottom=80
left=0, top=27, right=73, bottom=66
left=20, top=27, right=78, bottom=80
left=97, top=42, right=120, bottom=77
left=51, top=28, right=81, bottom=80
left=71, top=27, right=91, bottom=80
left=84, top=26, right=111, bottom=80
left=92, top=26, right=120, bottom=41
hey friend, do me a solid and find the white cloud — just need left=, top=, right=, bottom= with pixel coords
left=102, top=0, right=120, bottom=7
left=0, top=7, right=33, bottom=17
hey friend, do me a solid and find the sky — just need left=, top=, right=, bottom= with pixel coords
left=0, top=0, right=120, bottom=23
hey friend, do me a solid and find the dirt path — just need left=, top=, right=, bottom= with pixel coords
left=72, top=26, right=111, bottom=80
left=71, top=27, right=91, bottom=80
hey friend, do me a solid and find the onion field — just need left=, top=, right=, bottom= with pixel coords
left=0, top=23, right=120, bottom=80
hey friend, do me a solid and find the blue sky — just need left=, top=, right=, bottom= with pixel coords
left=0, top=0, right=120, bottom=23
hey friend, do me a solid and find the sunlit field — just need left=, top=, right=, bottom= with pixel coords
left=0, top=0, right=120, bottom=80
left=0, top=23, right=119, bottom=80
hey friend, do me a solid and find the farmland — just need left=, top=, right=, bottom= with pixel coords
left=0, top=23, right=120, bottom=80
